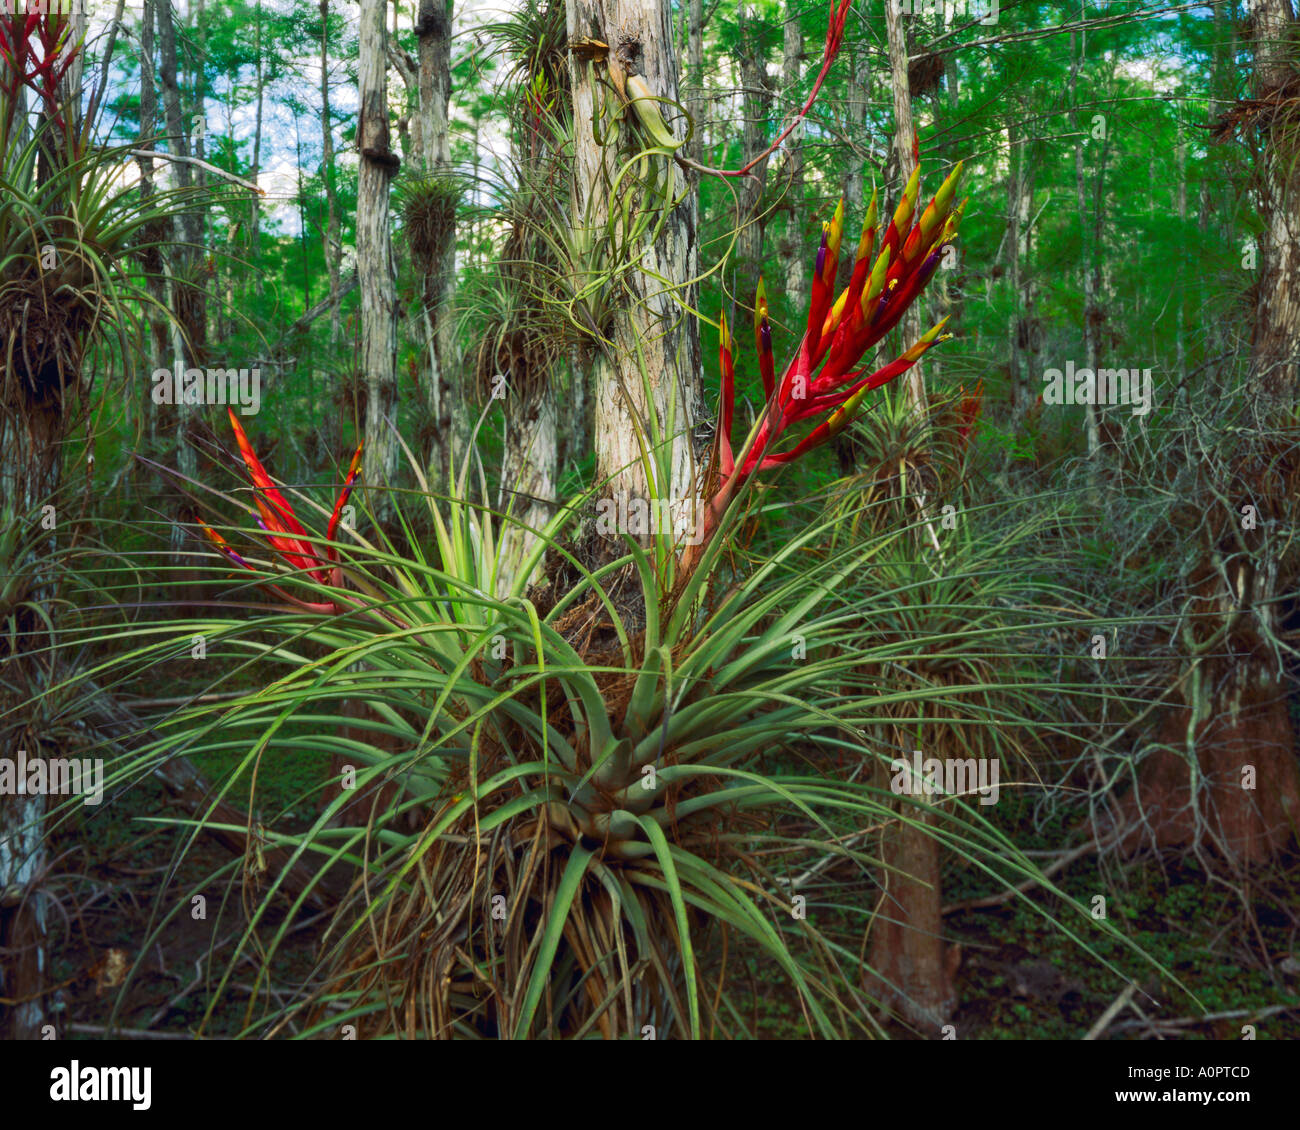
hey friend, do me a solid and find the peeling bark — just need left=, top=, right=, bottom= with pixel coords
left=358, top=0, right=400, bottom=514
left=416, top=0, right=461, bottom=484
left=566, top=0, right=703, bottom=543
left=884, top=0, right=924, bottom=416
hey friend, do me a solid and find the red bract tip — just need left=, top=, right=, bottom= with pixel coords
left=213, top=413, right=362, bottom=602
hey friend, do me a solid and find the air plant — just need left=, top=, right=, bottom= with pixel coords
left=691, top=160, right=968, bottom=561
left=200, top=408, right=363, bottom=615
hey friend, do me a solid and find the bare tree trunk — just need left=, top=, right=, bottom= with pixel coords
left=250, top=0, right=265, bottom=299
left=687, top=0, right=704, bottom=167
left=867, top=10, right=957, bottom=1025
left=1070, top=33, right=1100, bottom=454
left=137, top=0, right=170, bottom=404
left=777, top=4, right=806, bottom=320
left=157, top=0, right=203, bottom=573
left=842, top=16, right=869, bottom=242
left=1248, top=0, right=1300, bottom=402
left=416, top=0, right=461, bottom=485
left=883, top=0, right=924, bottom=415
left=1175, top=122, right=1186, bottom=383
left=1006, top=115, right=1038, bottom=420
left=358, top=0, right=400, bottom=514
left=158, top=0, right=197, bottom=344
left=319, top=0, right=341, bottom=349
left=734, top=3, right=771, bottom=307
left=194, top=0, right=208, bottom=247
left=566, top=0, right=703, bottom=544
left=866, top=731, right=957, bottom=1030
left=1123, top=0, right=1300, bottom=867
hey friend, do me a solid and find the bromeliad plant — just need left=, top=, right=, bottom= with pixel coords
left=0, top=6, right=196, bottom=432
left=85, top=427, right=1172, bottom=1040
left=690, top=160, right=967, bottom=562
left=101, top=439, right=1105, bottom=1040
left=84, top=190, right=1176, bottom=1041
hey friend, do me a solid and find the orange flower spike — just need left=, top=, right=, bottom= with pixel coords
left=939, top=196, right=969, bottom=245
left=817, top=191, right=882, bottom=351
left=905, top=161, right=964, bottom=267
left=819, top=289, right=849, bottom=349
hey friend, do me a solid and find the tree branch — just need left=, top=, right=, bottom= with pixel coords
left=128, top=149, right=264, bottom=194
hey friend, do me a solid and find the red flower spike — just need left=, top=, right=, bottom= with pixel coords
left=0, top=8, right=79, bottom=137
left=696, top=159, right=967, bottom=559
left=227, top=408, right=320, bottom=574
left=210, top=410, right=364, bottom=608
left=718, top=314, right=736, bottom=476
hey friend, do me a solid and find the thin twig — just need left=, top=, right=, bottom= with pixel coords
left=66, top=1023, right=216, bottom=1040
left=127, top=150, right=264, bottom=194
left=1084, top=982, right=1137, bottom=1040
left=1108, top=1004, right=1298, bottom=1034
left=942, top=839, right=1104, bottom=914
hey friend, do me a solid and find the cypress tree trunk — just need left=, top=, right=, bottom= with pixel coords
left=136, top=0, right=170, bottom=433
left=687, top=0, right=704, bottom=167
left=1005, top=114, right=1038, bottom=421
left=415, top=0, right=461, bottom=486
left=884, top=0, right=924, bottom=415
left=496, top=398, right=558, bottom=598
left=1118, top=0, right=1300, bottom=866
left=319, top=0, right=341, bottom=349
left=868, top=6, right=954, bottom=1027
left=777, top=4, right=806, bottom=320
left=1191, top=0, right=1300, bottom=861
left=0, top=5, right=86, bottom=1038
left=566, top=0, right=703, bottom=546
left=0, top=411, right=61, bottom=1038
left=250, top=0, right=264, bottom=300
left=734, top=3, right=771, bottom=307
left=358, top=0, right=400, bottom=514
left=157, top=0, right=202, bottom=510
